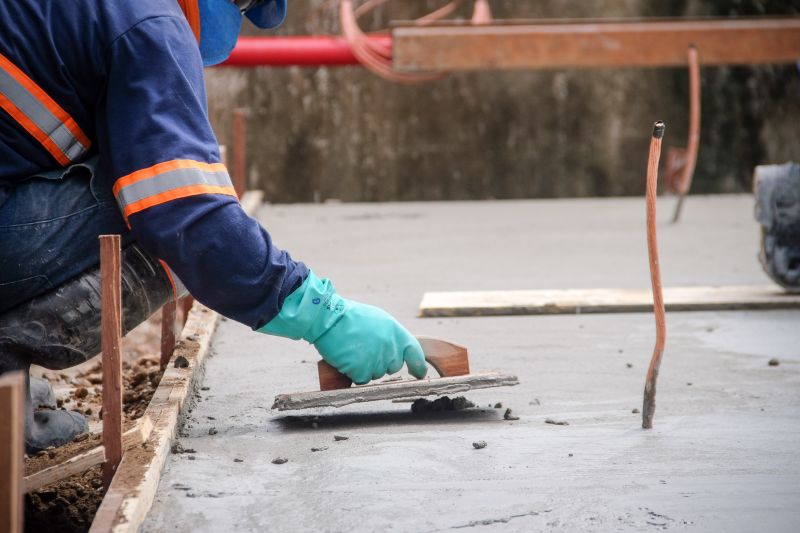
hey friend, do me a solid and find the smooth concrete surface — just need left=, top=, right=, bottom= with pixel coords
left=143, top=195, right=800, bottom=532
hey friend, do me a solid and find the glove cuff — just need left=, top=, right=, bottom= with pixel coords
left=257, top=271, right=347, bottom=343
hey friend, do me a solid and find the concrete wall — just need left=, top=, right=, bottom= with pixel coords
left=206, top=0, right=800, bottom=202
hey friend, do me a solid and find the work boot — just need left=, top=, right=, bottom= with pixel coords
left=28, top=375, right=87, bottom=452
left=30, top=375, right=57, bottom=409
left=0, top=355, right=88, bottom=453
left=29, top=408, right=89, bottom=452
left=754, top=163, right=800, bottom=292
left=0, top=243, right=174, bottom=451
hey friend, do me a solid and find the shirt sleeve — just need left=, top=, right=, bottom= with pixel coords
left=96, top=15, right=308, bottom=329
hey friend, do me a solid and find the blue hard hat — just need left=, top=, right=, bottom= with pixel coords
left=244, top=0, right=287, bottom=29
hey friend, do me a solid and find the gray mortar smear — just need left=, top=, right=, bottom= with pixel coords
left=271, top=372, right=519, bottom=411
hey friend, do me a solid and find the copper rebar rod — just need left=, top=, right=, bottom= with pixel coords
left=100, top=235, right=123, bottom=489
left=672, top=45, right=701, bottom=223
left=642, top=122, right=666, bottom=430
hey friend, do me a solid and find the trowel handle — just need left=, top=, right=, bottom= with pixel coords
left=317, top=336, right=470, bottom=391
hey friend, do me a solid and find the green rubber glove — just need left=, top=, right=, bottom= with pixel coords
left=257, top=272, right=427, bottom=385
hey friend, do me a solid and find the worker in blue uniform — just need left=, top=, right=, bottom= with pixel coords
left=0, top=0, right=426, bottom=452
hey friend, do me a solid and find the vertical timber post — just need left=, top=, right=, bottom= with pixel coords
left=0, top=371, right=25, bottom=533
left=232, top=108, right=248, bottom=197
left=100, top=235, right=123, bottom=490
left=160, top=300, right=178, bottom=370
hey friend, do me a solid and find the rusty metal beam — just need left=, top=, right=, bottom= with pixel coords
left=392, top=17, right=800, bottom=71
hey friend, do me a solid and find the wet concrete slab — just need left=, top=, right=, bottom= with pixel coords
left=143, top=195, right=800, bottom=532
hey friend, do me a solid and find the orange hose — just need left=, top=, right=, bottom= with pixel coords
left=642, top=121, right=666, bottom=430
left=339, top=0, right=443, bottom=84
left=672, top=46, right=701, bottom=223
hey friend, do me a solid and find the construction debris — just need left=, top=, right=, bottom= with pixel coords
left=410, top=396, right=475, bottom=413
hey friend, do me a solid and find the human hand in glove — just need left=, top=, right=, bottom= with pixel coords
left=258, top=272, right=427, bottom=384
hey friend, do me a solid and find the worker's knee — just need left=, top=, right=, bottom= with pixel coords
left=0, top=243, right=173, bottom=371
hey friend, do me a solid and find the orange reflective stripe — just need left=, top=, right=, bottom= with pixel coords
left=0, top=90, right=69, bottom=165
left=114, top=159, right=237, bottom=222
left=177, top=0, right=202, bottom=43
left=159, top=259, right=178, bottom=297
left=122, top=184, right=237, bottom=220
left=112, top=159, right=227, bottom=196
left=0, top=54, right=90, bottom=150
left=0, top=51, right=91, bottom=165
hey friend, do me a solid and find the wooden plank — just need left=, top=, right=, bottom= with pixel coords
left=24, top=417, right=153, bottom=493
left=0, top=371, right=25, bottom=533
left=100, top=235, right=123, bottom=491
left=392, top=18, right=800, bottom=71
left=89, top=190, right=263, bottom=533
left=90, top=304, right=218, bottom=533
left=273, top=371, right=520, bottom=411
left=419, top=285, right=800, bottom=317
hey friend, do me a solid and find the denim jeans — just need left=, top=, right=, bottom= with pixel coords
left=0, top=157, right=132, bottom=314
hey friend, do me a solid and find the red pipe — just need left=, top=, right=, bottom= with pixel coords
left=221, top=35, right=392, bottom=67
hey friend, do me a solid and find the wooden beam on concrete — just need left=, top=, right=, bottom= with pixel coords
left=419, top=285, right=800, bottom=317
left=392, top=17, right=800, bottom=71
left=24, top=417, right=153, bottom=493
left=89, top=190, right=264, bottom=533
left=0, top=371, right=25, bottom=533
left=100, top=235, right=123, bottom=491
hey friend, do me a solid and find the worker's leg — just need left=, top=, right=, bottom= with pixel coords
left=0, top=157, right=173, bottom=450
left=754, top=162, right=800, bottom=292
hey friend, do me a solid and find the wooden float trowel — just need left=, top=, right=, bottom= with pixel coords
left=271, top=336, right=519, bottom=411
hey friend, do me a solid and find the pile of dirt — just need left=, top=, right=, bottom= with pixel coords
left=24, top=314, right=164, bottom=533
left=25, top=467, right=102, bottom=533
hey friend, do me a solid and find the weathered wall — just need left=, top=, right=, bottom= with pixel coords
left=206, top=0, right=800, bottom=202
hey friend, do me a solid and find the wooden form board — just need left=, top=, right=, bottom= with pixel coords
left=392, top=17, right=800, bottom=72
left=273, top=372, right=520, bottom=411
left=89, top=189, right=263, bottom=533
left=24, top=417, right=153, bottom=493
left=0, top=372, right=25, bottom=533
left=419, top=285, right=800, bottom=318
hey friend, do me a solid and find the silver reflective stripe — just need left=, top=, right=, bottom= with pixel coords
left=0, top=63, right=88, bottom=162
left=116, top=167, right=233, bottom=210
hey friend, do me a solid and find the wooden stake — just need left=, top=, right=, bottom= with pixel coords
left=160, top=300, right=177, bottom=370
left=232, top=108, right=248, bottom=196
left=100, top=235, right=123, bottom=489
left=642, top=122, right=666, bottom=429
left=0, top=371, right=25, bottom=533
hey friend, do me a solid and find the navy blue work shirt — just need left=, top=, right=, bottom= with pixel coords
left=0, top=0, right=308, bottom=328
